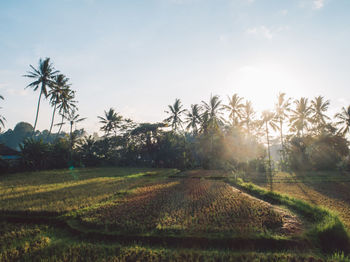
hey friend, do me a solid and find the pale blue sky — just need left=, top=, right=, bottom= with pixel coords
left=0, top=0, right=349, bottom=133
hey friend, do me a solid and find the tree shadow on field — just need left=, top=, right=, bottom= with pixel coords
left=0, top=178, right=135, bottom=213
left=294, top=171, right=350, bottom=205
left=79, top=180, right=183, bottom=234
left=286, top=171, right=317, bottom=205
left=0, top=167, right=160, bottom=187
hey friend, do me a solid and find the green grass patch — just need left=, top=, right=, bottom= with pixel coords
left=229, top=177, right=350, bottom=253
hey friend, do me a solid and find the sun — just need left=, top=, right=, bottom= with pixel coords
left=227, top=62, right=303, bottom=112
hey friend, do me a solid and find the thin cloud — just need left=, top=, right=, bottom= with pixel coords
left=246, top=26, right=273, bottom=39
left=280, top=9, right=288, bottom=16
left=6, top=88, right=29, bottom=97
left=313, top=0, right=324, bottom=9
left=246, top=25, right=289, bottom=39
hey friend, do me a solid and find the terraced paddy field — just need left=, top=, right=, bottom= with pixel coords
left=0, top=167, right=349, bottom=261
left=241, top=171, right=350, bottom=229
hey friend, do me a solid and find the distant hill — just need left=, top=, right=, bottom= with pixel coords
left=0, top=122, right=72, bottom=150
left=0, top=122, right=34, bottom=149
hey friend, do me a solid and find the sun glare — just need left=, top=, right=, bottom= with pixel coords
left=227, top=63, right=302, bottom=112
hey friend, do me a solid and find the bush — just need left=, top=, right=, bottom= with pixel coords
left=20, top=138, right=50, bottom=170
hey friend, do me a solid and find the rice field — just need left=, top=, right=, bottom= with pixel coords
left=0, top=167, right=178, bottom=213
left=242, top=171, right=350, bottom=229
left=1, top=167, right=349, bottom=261
left=77, top=178, right=285, bottom=236
left=0, top=221, right=329, bottom=262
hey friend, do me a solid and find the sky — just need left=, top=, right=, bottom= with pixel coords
left=0, top=0, right=349, bottom=134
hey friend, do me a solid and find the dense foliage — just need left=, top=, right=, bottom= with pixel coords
left=1, top=58, right=350, bottom=174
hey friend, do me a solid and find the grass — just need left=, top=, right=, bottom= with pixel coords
left=0, top=220, right=341, bottom=262
left=1, top=167, right=350, bottom=260
left=240, top=171, right=350, bottom=229
left=229, top=177, right=350, bottom=253
left=0, top=167, right=178, bottom=214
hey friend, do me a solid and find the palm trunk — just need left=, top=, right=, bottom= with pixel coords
left=58, top=115, right=64, bottom=134
left=70, top=122, right=73, bottom=146
left=33, top=91, right=43, bottom=135
left=56, top=115, right=64, bottom=138
left=279, top=120, right=284, bottom=169
left=48, top=102, right=57, bottom=136
left=69, top=121, right=73, bottom=165
left=265, top=121, right=273, bottom=191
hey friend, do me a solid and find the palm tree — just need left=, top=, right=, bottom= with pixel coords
left=23, top=58, right=59, bottom=132
left=223, top=94, right=244, bottom=125
left=202, top=95, right=224, bottom=130
left=275, top=93, right=291, bottom=164
left=261, top=110, right=278, bottom=190
left=240, top=100, right=255, bottom=135
left=185, top=104, right=202, bottom=135
left=0, top=95, right=5, bottom=131
left=310, top=96, right=330, bottom=133
left=335, top=105, right=350, bottom=136
left=98, top=108, right=123, bottom=136
left=289, top=97, right=311, bottom=137
left=56, top=89, right=77, bottom=135
left=48, top=74, right=70, bottom=135
left=64, top=109, right=86, bottom=151
left=165, top=98, right=186, bottom=132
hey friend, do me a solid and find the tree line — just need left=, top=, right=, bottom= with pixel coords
left=1, top=57, right=350, bottom=175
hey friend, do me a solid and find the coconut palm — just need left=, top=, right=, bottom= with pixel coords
left=199, top=110, right=210, bottom=134
left=310, top=96, right=330, bottom=133
left=289, top=97, right=311, bottom=137
left=275, top=93, right=291, bottom=164
left=335, top=105, right=350, bottom=136
left=185, top=104, right=202, bottom=135
left=23, top=58, right=59, bottom=132
left=98, top=108, right=123, bottom=136
left=202, top=95, right=224, bottom=130
left=223, top=93, right=244, bottom=125
left=0, top=95, right=5, bottom=131
left=261, top=110, right=278, bottom=190
left=165, top=98, right=186, bottom=132
left=65, top=109, right=86, bottom=147
left=240, top=100, right=255, bottom=135
left=56, top=89, right=77, bottom=135
left=48, top=74, right=70, bottom=135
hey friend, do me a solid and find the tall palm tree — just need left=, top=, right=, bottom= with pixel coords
left=310, top=96, right=330, bottom=133
left=240, top=100, right=255, bottom=135
left=202, top=95, right=224, bottom=130
left=223, top=93, right=244, bottom=125
left=275, top=93, right=291, bottom=164
left=65, top=109, right=86, bottom=147
left=98, top=108, right=123, bottom=136
left=0, top=95, right=5, bottom=131
left=289, top=97, right=311, bottom=137
left=335, top=105, right=350, bottom=136
left=56, top=89, right=77, bottom=135
left=165, top=98, right=186, bottom=132
left=48, top=74, right=70, bottom=135
left=23, top=58, right=59, bottom=132
left=199, top=110, right=210, bottom=134
left=261, top=110, right=278, bottom=190
left=185, top=104, right=202, bottom=135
